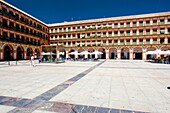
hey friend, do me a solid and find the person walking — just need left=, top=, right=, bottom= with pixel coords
left=30, top=55, right=35, bottom=66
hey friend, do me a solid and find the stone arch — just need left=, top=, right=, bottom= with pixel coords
left=146, top=46, right=156, bottom=60
left=109, top=48, right=117, bottom=59
left=69, top=49, right=75, bottom=59
left=88, top=48, right=95, bottom=59
left=77, top=48, right=85, bottom=59
left=98, top=48, right=106, bottom=59
left=35, top=48, right=40, bottom=59
left=133, top=47, right=143, bottom=60
left=160, top=46, right=170, bottom=51
left=16, top=46, right=24, bottom=60
left=121, top=47, right=130, bottom=60
left=59, top=48, right=66, bottom=59
left=26, top=47, right=33, bottom=59
left=3, top=44, right=14, bottom=61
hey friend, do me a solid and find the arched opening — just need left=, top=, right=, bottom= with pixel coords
left=78, top=48, right=85, bottom=59
left=35, top=48, right=40, bottom=59
left=59, top=49, right=66, bottom=59
left=109, top=48, right=117, bottom=59
left=69, top=49, right=75, bottom=59
left=26, top=48, right=33, bottom=60
left=121, top=48, right=129, bottom=60
left=133, top=47, right=142, bottom=60
left=146, top=47, right=156, bottom=60
left=17, top=46, right=24, bottom=60
left=88, top=48, right=95, bottom=59
left=98, top=48, right=106, bottom=59
left=160, top=47, right=170, bottom=59
left=4, top=45, right=13, bottom=61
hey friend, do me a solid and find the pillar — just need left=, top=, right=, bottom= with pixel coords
left=117, top=49, right=121, bottom=60
left=130, top=49, right=133, bottom=60
left=66, top=50, right=69, bottom=58
left=106, top=50, right=109, bottom=60
left=13, top=50, right=17, bottom=60
left=95, top=50, right=98, bottom=58
left=24, top=51, right=27, bottom=59
left=142, top=49, right=146, bottom=60
left=57, top=50, right=60, bottom=59
left=85, top=50, right=88, bottom=58
left=75, top=50, right=78, bottom=59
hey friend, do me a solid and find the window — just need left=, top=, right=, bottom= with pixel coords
left=108, top=32, right=112, bottom=36
left=160, top=38, right=164, bottom=44
left=139, top=30, right=143, bottom=35
left=153, top=20, right=157, bottom=25
left=168, top=19, right=170, bottom=24
left=114, top=31, right=118, bottom=36
left=153, top=38, right=157, bottom=44
left=139, top=39, right=143, bottom=44
left=146, top=29, right=150, bottom=35
left=168, top=28, right=170, bottom=34
left=82, top=26, right=85, bottom=30
left=133, top=39, right=136, bottom=44
left=126, top=22, right=130, bottom=27
left=120, top=31, right=124, bottom=36
left=126, top=30, right=130, bottom=36
left=146, top=20, right=150, bottom=25
left=103, top=32, right=106, bottom=37
left=126, top=39, right=130, bottom=45
left=68, top=27, right=71, bottom=31
left=114, top=40, right=118, bottom=45
left=120, top=23, right=124, bottom=28
left=2, top=19, right=8, bottom=28
left=168, top=38, right=170, bottom=43
left=153, top=29, right=157, bottom=34
left=139, top=21, right=143, bottom=26
left=114, top=23, right=118, bottom=28
left=160, top=28, right=165, bottom=34
left=109, top=40, right=112, bottom=44
left=160, top=19, right=164, bottom=24
left=146, top=38, right=150, bottom=44
left=120, top=39, right=124, bottom=45
left=133, top=30, right=137, bottom=35
left=133, top=22, right=136, bottom=26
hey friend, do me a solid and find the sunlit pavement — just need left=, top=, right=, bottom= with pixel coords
left=0, top=60, right=170, bottom=113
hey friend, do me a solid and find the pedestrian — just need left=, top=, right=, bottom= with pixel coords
left=30, top=55, right=35, bottom=66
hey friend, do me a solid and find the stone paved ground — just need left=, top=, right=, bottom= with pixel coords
left=0, top=60, right=170, bottom=113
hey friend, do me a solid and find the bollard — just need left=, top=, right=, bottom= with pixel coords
left=167, top=86, right=170, bottom=90
left=16, top=60, right=17, bottom=65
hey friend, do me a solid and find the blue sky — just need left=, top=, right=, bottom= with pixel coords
left=4, top=0, right=170, bottom=24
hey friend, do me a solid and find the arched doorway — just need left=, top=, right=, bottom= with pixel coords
left=69, top=49, right=75, bottom=59
left=98, top=48, right=106, bottom=59
left=59, top=49, right=66, bottom=59
left=121, top=47, right=129, bottom=59
left=4, top=45, right=13, bottom=61
left=35, top=48, right=40, bottom=59
left=88, top=48, right=95, bottom=59
left=78, top=48, right=85, bottom=59
left=26, top=48, right=33, bottom=59
left=133, top=47, right=142, bottom=60
left=146, top=47, right=156, bottom=60
left=160, top=47, right=170, bottom=58
left=109, top=48, right=117, bottom=59
left=17, top=46, right=24, bottom=60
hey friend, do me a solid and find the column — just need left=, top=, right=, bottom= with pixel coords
left=24, top=51, right=27, bottom=59
left=66, top=50, right=69, bottom=59
left=57, top=50, right=60, bottom=59
left=95, top=50, right=98, bottom=58
left=106, top=50, right=109, bottom=60
left=142, top=49, right=146, bottom=60
left=117, top=49, right=121, bottom=60
left=130, top=49, right=133, bottom=60
left=0, top=50, right=2, bottom=60
left=85, top=50, right=88, bottom=58
left=75, top=50, right=78, bottom=59
left=13, top=50, right=17, bottom=60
